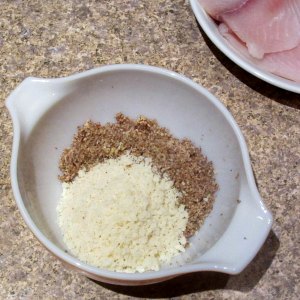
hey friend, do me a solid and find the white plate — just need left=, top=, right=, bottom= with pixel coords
left=190, top=0, right=300, bottom=94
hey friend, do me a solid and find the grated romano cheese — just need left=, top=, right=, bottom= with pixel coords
left=57, top=153, right=188, bottom=273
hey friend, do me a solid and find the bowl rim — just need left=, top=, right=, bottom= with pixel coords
left=189, top=0, right=300, bottom=94
left=6, top=64, right=272, bottom=282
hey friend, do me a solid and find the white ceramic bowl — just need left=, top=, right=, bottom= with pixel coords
left=190, top=0, right=300, bottom=94
left=6, top=64, right=272, bottom=285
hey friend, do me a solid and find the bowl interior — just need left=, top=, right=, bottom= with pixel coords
left=18, top=68, right=243, bottom=269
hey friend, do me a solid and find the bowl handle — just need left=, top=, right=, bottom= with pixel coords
left=5, top=77, right=70, bottom=137
left=195, top=191, right=273, bottom=274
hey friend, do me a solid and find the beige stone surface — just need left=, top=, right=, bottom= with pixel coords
left=0, top=0, right=299, bottom=299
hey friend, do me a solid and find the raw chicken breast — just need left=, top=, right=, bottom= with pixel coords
left=198, top=0, right=248, bottom=20
left=219, top=24, right=300, bottom=83
left=222, top=0, right=300, bottom=58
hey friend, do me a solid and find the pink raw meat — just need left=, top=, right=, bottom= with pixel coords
left=219, top=24, right=300, bottom=83
left=222, top=0, right=300, bottom=58
left=198, top=0, right=248, bottom=20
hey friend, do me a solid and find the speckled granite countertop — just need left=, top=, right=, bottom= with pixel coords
left=0, top=0, right=299, bottom=299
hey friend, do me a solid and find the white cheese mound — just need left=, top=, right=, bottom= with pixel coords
left=57, top=153, right=188, bottom=273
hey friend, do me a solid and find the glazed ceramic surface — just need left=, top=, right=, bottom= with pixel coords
left=190, top=0, right=300, bottom=94
left=6, top=64, right=272, bottom=285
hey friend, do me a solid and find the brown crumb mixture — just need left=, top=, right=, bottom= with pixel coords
left=59, top=113, right=218, bottom=237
